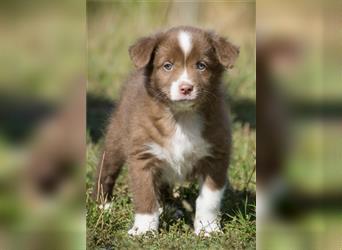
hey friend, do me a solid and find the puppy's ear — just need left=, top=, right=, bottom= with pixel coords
left=129, top=35, right=159, bottom=69
left=210, top=33, right=240, bottom=69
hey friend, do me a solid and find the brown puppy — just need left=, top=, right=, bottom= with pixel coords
left=94, top=26, right=239, bottom=235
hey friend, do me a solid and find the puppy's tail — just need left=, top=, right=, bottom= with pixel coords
left=92, top=150, right=125, bottom=204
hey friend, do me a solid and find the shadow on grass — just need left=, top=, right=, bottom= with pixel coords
left=221, top=187, right=256, bottom=224
left=87, top=93, right=116, bottom=143
left=229, top=97, right=256, bottom=129
left=158, top=184, right=255, bottom=231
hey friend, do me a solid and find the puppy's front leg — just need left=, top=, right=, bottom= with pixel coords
left=194, top=167, right=227, bottom=236
left=128, top=158, right=159, bottom=236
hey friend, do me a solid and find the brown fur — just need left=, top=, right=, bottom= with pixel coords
left=93, top=26, right=239, bottom=214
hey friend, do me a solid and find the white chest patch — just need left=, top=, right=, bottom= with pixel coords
left=146, top=113, right=212, bottom=183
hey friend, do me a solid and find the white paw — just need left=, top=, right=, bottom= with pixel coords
left=194, top=184, right=225, bottom=236
left=128, top=226, right=157, bottom=236
left=99, top=202, right=112, bottom=210
left=194, top=218, right=221, bottom=236
left=128, top=213, right=159, bottom=236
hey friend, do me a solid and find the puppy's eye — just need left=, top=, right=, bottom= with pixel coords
left=163, top=62, right=173, bottom=71
left=196, top=62, right=207, bottom=71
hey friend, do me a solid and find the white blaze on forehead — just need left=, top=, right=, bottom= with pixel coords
left=178, top=70, right=191, bottom=83
left=178, top=31, right=192, bottom=57
left=170, top=31, right=194, bottom=103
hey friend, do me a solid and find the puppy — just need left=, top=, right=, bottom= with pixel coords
left=94, top=26, right=239, bottom=236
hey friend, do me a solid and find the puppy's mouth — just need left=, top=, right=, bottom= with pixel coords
left=170, top=90, right=198, bottom=102
left=171, top=100, right=196, bottom=111
left=169, top=96, right=199, bottom=111
left=172, top=96, right=197, bottom=102
left=171, top=94, right=198, bottom=104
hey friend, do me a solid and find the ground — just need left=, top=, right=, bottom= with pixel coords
left=86, top=119, right=255, bottom=249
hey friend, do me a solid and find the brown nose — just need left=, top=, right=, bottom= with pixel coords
left=179, top=83, right=193, bottom=95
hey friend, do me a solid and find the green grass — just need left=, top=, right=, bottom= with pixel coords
left=87, top=2, right=255, bottom=249
left=86, top=122, right=256, bottom=250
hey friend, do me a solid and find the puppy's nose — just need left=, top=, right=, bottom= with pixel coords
left=179, top=83, right=193, bottom=95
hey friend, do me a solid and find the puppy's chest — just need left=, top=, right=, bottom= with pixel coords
left=146, top=114, right=212, bottom=182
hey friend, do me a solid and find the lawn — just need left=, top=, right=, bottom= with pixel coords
left=86, top=121, right=256, bottom=249
left=86, top=2, right=255, bottom=249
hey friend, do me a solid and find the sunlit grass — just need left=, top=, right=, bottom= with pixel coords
left=86, top=2, right=256, bottom=249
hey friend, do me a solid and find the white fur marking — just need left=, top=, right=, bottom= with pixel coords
left=128, top=212, right=159, bottom=236
left=99, top=202, right=112, bottom=210
left=170, top=69, right=193, bottom=101
left=146, top=113, right=211, bottom=183
left=194, top=184, right=225, bottom=235
left=178, top=31, right=192, bottom=56
left=170, top=31, right=194, bottom=103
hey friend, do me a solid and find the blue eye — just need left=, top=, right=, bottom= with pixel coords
left=163, top=62, right=173, bottom=71
left=196, top=62, right=207, bottom=71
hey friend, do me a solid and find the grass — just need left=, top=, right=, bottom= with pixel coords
left=86, top=2, right=255, bottom=249
left=86, top=121, right=256, bottom=249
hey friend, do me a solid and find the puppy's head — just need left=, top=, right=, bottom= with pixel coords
left=129, top=26, right=239, bottom=110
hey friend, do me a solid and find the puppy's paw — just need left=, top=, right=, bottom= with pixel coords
left=98, top=202, right=112, bottom=211
left=128, top=213, right=159, bottom=236
left=128, top=226, right=157, bottom=236
left=194, top=218, right=221, bottom=236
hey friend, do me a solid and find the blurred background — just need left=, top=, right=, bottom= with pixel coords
left=87, top=1, right=256, bottom=249
left=0, top=1, right=85, bottom=249
left=257, top=0, right=342, bottom=249
left=1, top=0, right=341, bottom=249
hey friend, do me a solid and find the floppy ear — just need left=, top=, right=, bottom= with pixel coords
left=211, top=33, right=240, bottom=69
left=129, top=35, right=159, bottom=69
